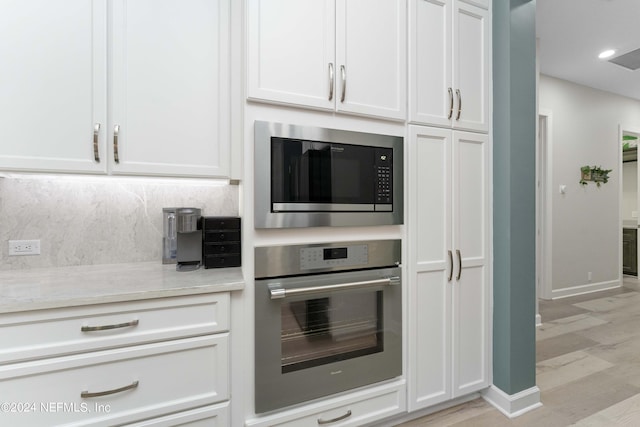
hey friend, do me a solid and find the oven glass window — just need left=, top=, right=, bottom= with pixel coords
left=271, top=138, right=376, bottom=205
left=280, top=290, right=383, bottom=373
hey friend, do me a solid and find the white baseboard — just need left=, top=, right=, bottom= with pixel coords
left=482, top=385, right=542, bottom=418
left=550, top=280, right=620, bottom=299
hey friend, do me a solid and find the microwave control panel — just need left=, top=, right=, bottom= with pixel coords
left=375, top=148, right=393, bottom=205
left=300, top=244, right=369, bottom=270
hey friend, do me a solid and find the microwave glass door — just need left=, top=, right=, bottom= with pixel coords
left=271, top=138, right=392, bottom=209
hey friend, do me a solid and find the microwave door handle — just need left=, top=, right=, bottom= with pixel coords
left=269, top=276, right=400, bottom=300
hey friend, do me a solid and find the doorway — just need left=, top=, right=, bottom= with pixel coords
left=621, top=126, right=640, bottom=289
left=536, top=109, right=553, bottom=317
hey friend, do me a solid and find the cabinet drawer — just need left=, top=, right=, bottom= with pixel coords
left=0, top=335, right=228, bottom=427
left=203, top=230, right=240, bottom=242
left=204, top=254, right=241, bottom=269
left=247, top=384, right=404, bottom=427
left=203, top=217, right=240, bottom=230
left=124, top=401, right=229, bottom=427
left=203, top=242, right=241, bottom=255
left=278, top=389, right=401, bottom=427
left=0, top=293, right=229, bottom=364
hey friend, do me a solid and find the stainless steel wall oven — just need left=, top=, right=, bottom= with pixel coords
left=254, top=240, right=402, bottom=413
left=254, top=121, right=403, bottom=228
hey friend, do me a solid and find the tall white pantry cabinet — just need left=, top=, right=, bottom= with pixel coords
left=0, top=0, right=231, bottom=178
left=407, top=0, right=491, bottom=413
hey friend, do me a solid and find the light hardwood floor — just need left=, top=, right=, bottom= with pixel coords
left=396, top=283, right=640, bottom=426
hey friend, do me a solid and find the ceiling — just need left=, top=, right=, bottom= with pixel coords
left=536, top=0, right=640, bottom=101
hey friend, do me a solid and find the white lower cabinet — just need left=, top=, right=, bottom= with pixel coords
left=407, top=125, right=490, bottom=411
left=0, top=294, right=231, bottom=427
left=127, top=402, right=230, bottom=426
left=246, top=381, right=405, bottom=427
left=0, top=293, right=229, bottom=365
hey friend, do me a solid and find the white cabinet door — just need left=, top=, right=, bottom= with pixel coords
left=336, top=0, right=406, bottom=120
left=453, top=2, right=489, bottom=132
left=452, top=131, right=489, bottom=396
left=0, top=0, right=107, bottom=174
left=410, top=0, right=452, bottom=127
left=410, top=0, right=489, bottom=132
left=110, top=0, right=230, bottom=178
left=459, top=0, right=489, bottom=10
left=408, top=126, right=452, bottom=411
left=247, top=0, right=405, bottom=121
left=408, top=126, right=489, bottom=410
left=246, top=0, right=335, bottom=110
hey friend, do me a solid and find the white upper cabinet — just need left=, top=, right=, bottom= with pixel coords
left=335, top=0, right=407, bottom=119
left=247, top=0, right=335, bottom=111
left=410, top=0, right=489, bottom=132
left=110, top=0, right=230, bottom=178
left=247, top=0, right=406, bottom=121
left=0, top=0, right=107, bottom=174
left=0, top=0, right=231, bottom=178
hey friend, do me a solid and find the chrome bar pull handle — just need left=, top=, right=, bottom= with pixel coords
left=340, top=65, right=346, bottom=103
left=270, top=277, right=398, bottom=300
left=388, top=275, right=401, bottom=286
left=456, top=249, right=462, bottom=280
left=93, top=123, right=101, bottom=162
left=318, top=410, right=352, bottom=425
left=81, top=319, right=139, bottom=332
left=456, top=89, right=462, bottom=120
left=81, top=380, right=139, bottom=399
left=448, top=250, right=453, bottom=282
left=328, top=63, right=334, bottom=101
left=113, top=124, right=120, bottom=163
left=447, top=87, right=454, bottom=119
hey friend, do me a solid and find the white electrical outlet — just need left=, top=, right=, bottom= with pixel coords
left=9, top=239, right=41, bottom=256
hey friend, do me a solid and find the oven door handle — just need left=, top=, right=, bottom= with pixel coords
left=269, top=276, right=400, bottom=300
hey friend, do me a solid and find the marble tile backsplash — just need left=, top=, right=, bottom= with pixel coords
left=0, top=176, right=239, bottom=270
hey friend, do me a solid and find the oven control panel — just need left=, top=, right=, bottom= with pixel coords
left=300, top=244, right=368, bottom=270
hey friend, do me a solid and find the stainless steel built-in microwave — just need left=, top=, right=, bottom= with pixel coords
left=254, top=121, right=403, bottom=228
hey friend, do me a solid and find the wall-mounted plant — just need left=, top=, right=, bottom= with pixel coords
left=580, top=165, right=612, bottom=187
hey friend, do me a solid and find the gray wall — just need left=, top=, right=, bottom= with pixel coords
left=492, top=0, right=537, bottom=395
left=540, top=75, right=640, bottom=296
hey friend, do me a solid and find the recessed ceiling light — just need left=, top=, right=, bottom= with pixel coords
left=598, top=49, right=616, bottom=59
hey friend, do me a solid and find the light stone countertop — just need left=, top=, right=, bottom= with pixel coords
left=0, top=262, right=244, bottom=314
